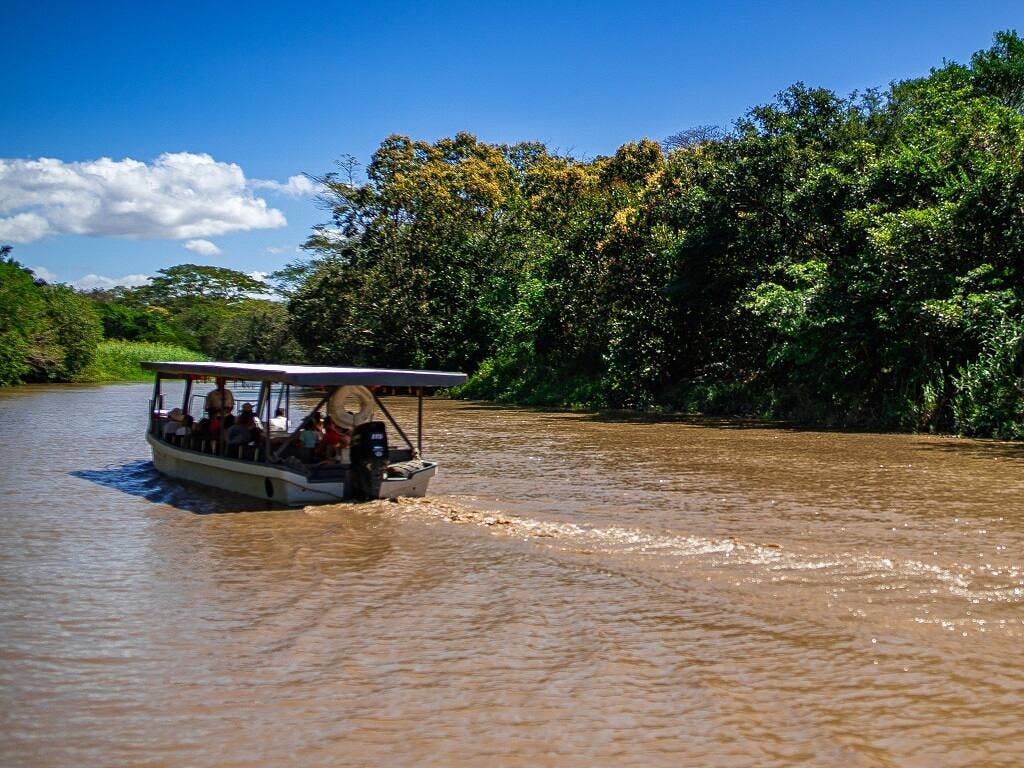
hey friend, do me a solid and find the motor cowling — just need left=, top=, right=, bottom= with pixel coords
left=351, top=421, right=388, bottom=499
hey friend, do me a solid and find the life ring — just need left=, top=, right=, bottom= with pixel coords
left=328, top=385, right=375, bottom=430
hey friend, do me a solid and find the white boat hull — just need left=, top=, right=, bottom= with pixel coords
left=147, top=434, right=436, bottom=506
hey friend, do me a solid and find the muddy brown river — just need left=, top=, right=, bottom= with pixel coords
left=2, top=383, right=1023, bottom=766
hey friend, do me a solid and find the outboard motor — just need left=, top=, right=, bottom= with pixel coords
left=351, top=421, right=388, bottom=499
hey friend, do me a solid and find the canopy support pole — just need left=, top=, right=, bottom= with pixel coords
left=417, top=388, right=423, bottom=456
left=372, top=392, right=414, bottom=453
left=182, top=377, right=192, bottom=415
left=150, top=374, right=163, bottom=435
left=265, top=382, right=273, bottom=465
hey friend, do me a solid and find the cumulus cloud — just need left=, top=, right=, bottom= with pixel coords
left=248, top=270, right=270, bottom=282
left=184, top=238, right=222, bottom=257
left=71, top=273, right=152, bottom=290
left=250, top=174, right=319, bottom=197
left=0, top=152, right=288, bottom=243
left=0, top=212, right=51, bottom=242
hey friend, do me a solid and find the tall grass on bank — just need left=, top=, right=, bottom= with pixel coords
left=78, top=340, right=208, bottom=382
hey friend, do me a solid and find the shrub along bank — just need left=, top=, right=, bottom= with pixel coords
left=79, top=341, right=209, bottom=382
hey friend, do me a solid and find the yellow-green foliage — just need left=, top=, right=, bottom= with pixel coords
left=78, top=340, right=208, bottom=382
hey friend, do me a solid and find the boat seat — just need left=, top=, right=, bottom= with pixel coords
left=387, top=459, right=429, bottom=478
left=389, top=447, right=414, bottom=463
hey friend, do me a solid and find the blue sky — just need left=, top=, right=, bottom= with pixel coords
left=3, top=1, right=1021, bottom=288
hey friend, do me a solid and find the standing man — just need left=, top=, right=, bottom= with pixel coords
left=207, top=376, right=235, bottom=417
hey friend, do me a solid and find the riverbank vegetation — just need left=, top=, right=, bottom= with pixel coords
left=0, top=256, right=296, bottom=385
left=2, top=32, right=1022, bottom=437
left=283, top=31, right=1024, bottom=438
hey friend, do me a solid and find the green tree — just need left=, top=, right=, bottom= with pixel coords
left=290, top=133, right=538, bottom=370
left=212, top=300, right=303, bottom=363
left=39, top=284, right=103, bottom=380
left=140, top=264, right=269, bottom=305
left=0, top=249, right=48, bottom=386
left=0, top=247, right=103, bottom=384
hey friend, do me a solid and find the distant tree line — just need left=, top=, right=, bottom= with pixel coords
left=280, top=31, right=1024, bottom=437
left=0, top=256, right=302, bottom=385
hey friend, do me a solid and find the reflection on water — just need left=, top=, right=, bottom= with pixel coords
left=1, top=383, right=1023, bottom=767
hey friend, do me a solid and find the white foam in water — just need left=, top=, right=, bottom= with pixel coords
left=383, top=497, right=1024, bottom=606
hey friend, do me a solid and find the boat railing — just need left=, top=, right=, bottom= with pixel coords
left=153, top=417, right=416, bottom=474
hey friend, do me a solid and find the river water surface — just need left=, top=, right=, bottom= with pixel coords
left=2, top=383, right=1023, bottom=766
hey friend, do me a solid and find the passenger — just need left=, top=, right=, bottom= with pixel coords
left=319, top=416, right=351, bottom=460
left=206, top=411, right=222, bottom=438
left=199, top=411, right=220, bottom=454
left=206, top=377, right=235, bottom=417
left=226, top=413, right=252, bottom=450
left=194, top=416, right=210, bottom=447
left=175, top=414, right=194, bottom=437
left=240, top=402, right=263, bottom=431
left=163, top=408, right=184, bottom=440
left=269, top=407, right=288, bottom=432
left=299, top=417, right=319, bottom=463
left=247, top=413, right=265, bottom=444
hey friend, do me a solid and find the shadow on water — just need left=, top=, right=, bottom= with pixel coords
left=71, top=460, right=278, bottom=515
left=912, top=438, right=1024, bottom=462
left=456, top=401, right=1024, bottom=449
left=457, top=400, right=814, bottom=431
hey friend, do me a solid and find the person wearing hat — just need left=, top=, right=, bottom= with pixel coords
left=241, top=402, right=263, bottom=431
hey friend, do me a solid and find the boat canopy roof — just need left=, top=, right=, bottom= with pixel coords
left=140, top=361, right=468, bottom=388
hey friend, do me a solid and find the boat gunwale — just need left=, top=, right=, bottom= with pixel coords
left=146, top=433, right=438, bottom=485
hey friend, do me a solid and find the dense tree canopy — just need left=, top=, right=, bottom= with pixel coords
left=283, top=31, right=1024, bottom=436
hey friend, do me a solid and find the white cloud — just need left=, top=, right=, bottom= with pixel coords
left=0, top=153, right=288, bottom=244
left=250, top=174, right=319, bottom=197
left=28, top=265, right=59, bottom=282
left=184, top=238, right=222, bottom=257
left=248, top=270, right=270, bottom=282
left=0, top=212, right=51, bottom=243
left=71, top=273, right=152, bottom=290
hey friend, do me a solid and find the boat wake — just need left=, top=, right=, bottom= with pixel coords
left=332, top=497, right=1024, bottom=611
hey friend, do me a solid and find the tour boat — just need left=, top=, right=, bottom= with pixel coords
left=142, top=361, right=467, bottom=506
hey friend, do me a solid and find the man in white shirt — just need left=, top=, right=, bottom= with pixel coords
left=269, top=408, right=288, bottom=432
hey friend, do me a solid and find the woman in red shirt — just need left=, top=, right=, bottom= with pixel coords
left=319, top=416, right=351, bottom=461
